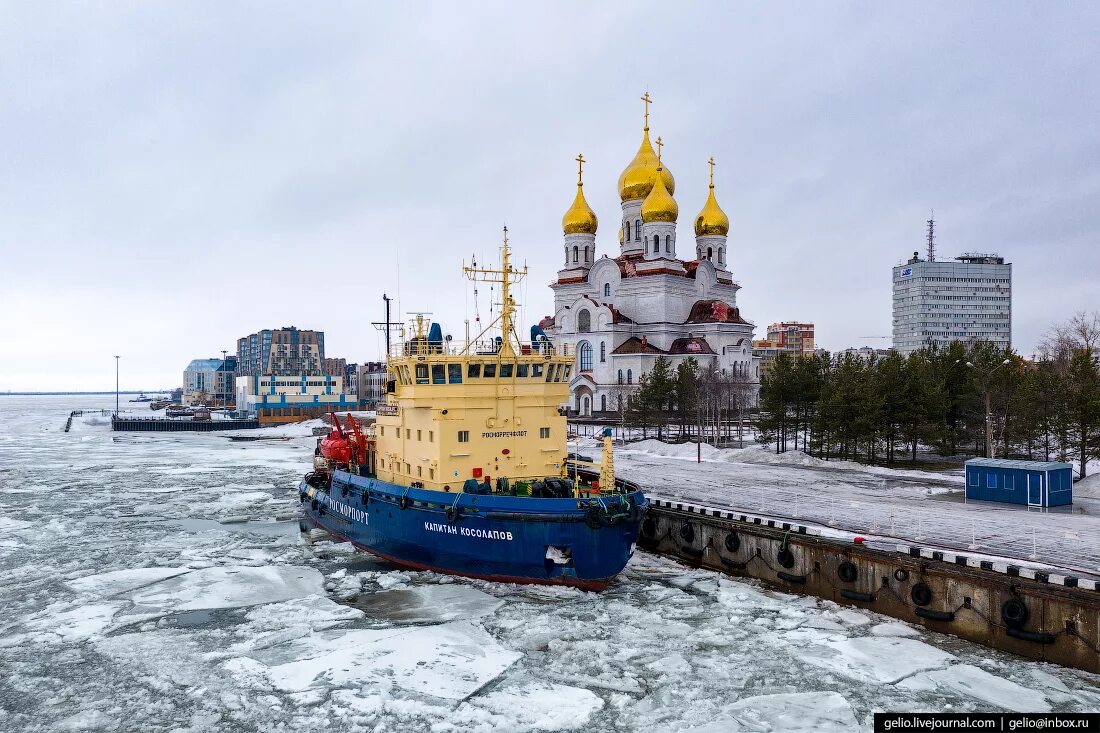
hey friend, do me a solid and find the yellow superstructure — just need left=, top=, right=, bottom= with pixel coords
left=372, top=229, right=576, bottom=492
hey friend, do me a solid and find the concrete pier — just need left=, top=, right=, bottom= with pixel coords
left=641, top=499, right=1100, bottom=673
left=111, top=416, right=260, bottom=431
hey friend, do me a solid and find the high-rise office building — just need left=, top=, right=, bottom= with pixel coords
left=892, top=251, right=1012, bottom=355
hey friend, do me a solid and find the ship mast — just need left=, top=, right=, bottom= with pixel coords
left=462, top=226, right=527, bottom=357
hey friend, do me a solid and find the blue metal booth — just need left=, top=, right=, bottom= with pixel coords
left=964, top=458, right=1073, bottom=507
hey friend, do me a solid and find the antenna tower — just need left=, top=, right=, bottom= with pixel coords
left=926, top=210, right=936, bottom=262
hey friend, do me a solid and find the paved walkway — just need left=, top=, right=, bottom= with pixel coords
left=616, top=450, right=1100, bottom=578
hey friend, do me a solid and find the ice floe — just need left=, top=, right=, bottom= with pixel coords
left=900, top=664, right=1052, bottom=713
left=232, top=621, right=522, bottom=700
left=127, top=565, right=324, bottom=614
left=799, top=636, right=956, bottom=684
left=351, top=583, right=505, bottom=624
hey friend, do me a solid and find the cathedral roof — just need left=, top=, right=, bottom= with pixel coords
left=611, top=336, right=666, bottom=355
left=561, top=157, right=598, bottom=235
left=618, top=128, right=675, bottom=202
left=640, top=165, right=678, bottom=223
left=686, top=299, right=749, bottom=324
left=668, top=337, right=715, bottom=355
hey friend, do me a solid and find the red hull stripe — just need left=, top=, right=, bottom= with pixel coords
left=304, top=514, right=611, bottom=592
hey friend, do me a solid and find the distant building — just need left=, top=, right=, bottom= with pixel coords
left=236, top=327, right=325, bottom=377
left=752, top=322, right=815, bottom=368
left=235, top=374, right=357, bottom=423
left=893, top=227, right=1012, bottom=354
left=357, top=361, right=388, bottom=408
left=343, top=362, right=359, bottom=396
left=183, top=356, right=236, bottom=406
left=323, top=357, right=347, bottom=378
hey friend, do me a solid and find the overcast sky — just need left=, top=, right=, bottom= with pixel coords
left=2, top=2, right=1098, bottom=391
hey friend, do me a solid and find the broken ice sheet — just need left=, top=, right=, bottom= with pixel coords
left=798, top=636, right=955, bottom=684
left=466, top=680, right=604, bottom=731
left=899, top=664, right=1052, bottom=713
left=231, top=620, right=522, bottom=700
left=718, top=691, right=859, bottom=732
left=349, top=583, right=505, bottom=624
left=126, top=566, right=324, bottom=614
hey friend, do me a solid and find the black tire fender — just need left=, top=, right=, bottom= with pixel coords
left=911, top=582, right=933, bottom=607
left=1001, top=598, right=1029, bottom=629
left=837, top=561, right=858, bottom=583
left=777, top=548, right=795, bottom=569
left=678, top=522, right=695, bottom=545
left=893, top=568, right=909, bottom=583
left=723, top=531, right=740, bottom=553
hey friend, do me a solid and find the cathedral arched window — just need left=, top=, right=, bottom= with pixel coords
left=625, top=221, right=631, bottom=240
left=719, top=247, right=724, bottom=265
left=601, top=395, right=607, bottom=412
left=635, top=219, right=641, bottom=241
left=665, top=235, right=671, bottom=253
left=707, top=247, right=713, bottom=260
left=603, top=283, right=610, bottom=297
left=572, top=246, right=578, bottom=263
left=577, top=309, right=591, bottom=333
left=618, top=369, right=623, bottom=384
left=578, top=341, right=593, bottom=372
left=627, top=369, right=633, bottom=384
left=600, top=341, right=606, bottom=362
left=644, top=237, right=648, bottom=254
left=584, top=246, right=589, bottom=263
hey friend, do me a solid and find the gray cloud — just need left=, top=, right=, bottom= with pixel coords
left=2, top=2, right=1097, bottom=389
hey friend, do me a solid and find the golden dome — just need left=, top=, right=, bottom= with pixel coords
left=640, top=166, right=678, bottom=223
left=694, top=187, right=729, bottom=236
left=562, top=183, right=598, bottom=235
left=618, top=128, right=675, bottom=202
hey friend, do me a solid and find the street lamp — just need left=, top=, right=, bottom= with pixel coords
left=221, top=349, right=228, bottom=410
left=963, top=358, right=1012, bottom=458
left=114, top=355, right=120, bottom=416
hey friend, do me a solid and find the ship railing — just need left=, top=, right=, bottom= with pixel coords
left=388, top=339, right=572, bottom=359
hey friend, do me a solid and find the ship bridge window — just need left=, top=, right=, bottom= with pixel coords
left=458, top=430, right=470, bottom=443
left=517, top=363, right=529, bottom=378
left=545, top=364, right=555, bottom=382
left=415, top=364, right=429, bottom=384
left=448, top=364, right=462, bottom=383
left=500, top=363, right=513, bottom=378
left=484, top=363, right=497, bottom=378
left=467, top=363, right=481, bottom=379
left=540, top=427, right=550, bottom=439
left=564, top=365, right=572, bottom=380
left=432, top=364, right=445, bottom=384
left=532, top=363, right=544, bottom=378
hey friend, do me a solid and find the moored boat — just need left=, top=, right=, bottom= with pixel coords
left=298, top=229, right=647, bottom=590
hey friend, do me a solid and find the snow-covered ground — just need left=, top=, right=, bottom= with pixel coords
left=603, top=439, right=1100, bottom=578
left=1, top=396, right=1098, bottom=732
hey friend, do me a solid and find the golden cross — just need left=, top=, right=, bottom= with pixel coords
left=575, top=153, right=585, bottom=185
left=641, top=91, right=652, bottom=130
left=708, top=156, right=716, bottom=187
left=655, top=136, right=663, bottom=165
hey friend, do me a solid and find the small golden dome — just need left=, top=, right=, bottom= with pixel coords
left=562, top=183, right=598, bottom=235
left=618, top=128, right=675, bottom=202
left=694, top=186, right=729, bottom=236
left=640, top=166, right=678, bottom=223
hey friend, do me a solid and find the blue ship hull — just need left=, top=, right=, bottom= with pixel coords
left=298, top=470, right=647, bottom=591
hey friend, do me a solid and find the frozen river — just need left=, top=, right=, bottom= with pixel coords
left=1, top=396, right=1098, bottom=732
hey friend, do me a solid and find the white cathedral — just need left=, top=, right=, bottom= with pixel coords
left=544, top=97, right=760, bottom=416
